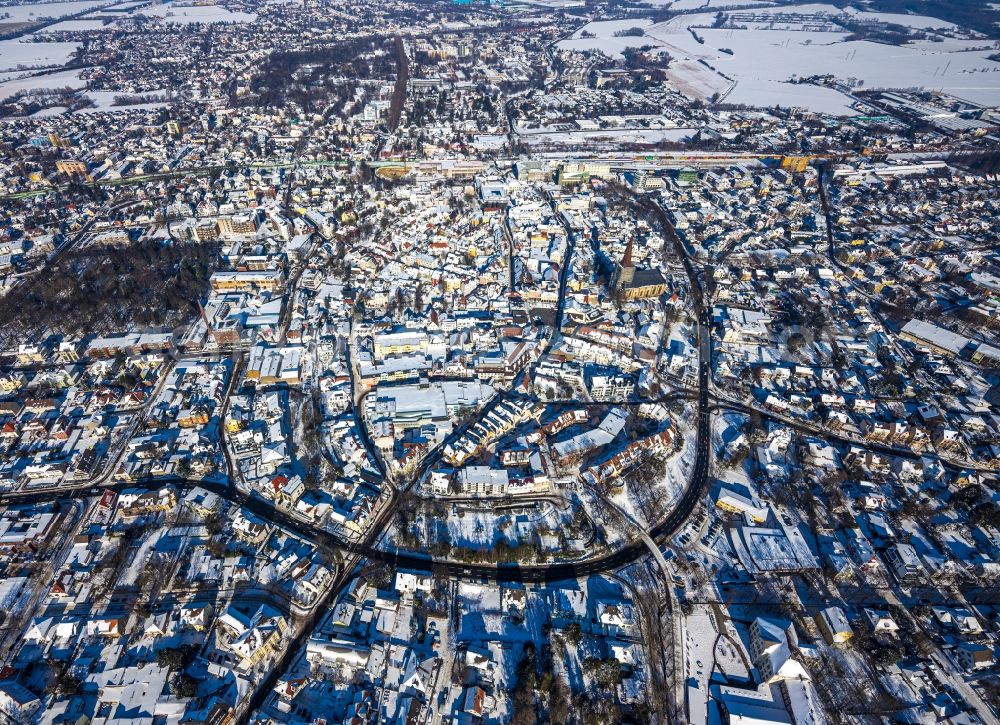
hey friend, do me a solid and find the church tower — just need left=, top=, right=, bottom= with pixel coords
left=615, top=236, right=635, bottom=290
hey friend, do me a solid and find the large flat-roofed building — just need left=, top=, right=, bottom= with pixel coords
left=716, top=683, right=792, bottom=725
left=367, top=380, right=494, bottom=434
left=359, top=353, right=432, bottom=386
left=0, top=508, right=57, bottom=553
left=731, top=521, right=820, bottom=574
left=372, top=329, right=446, bottom=361
left=217, top=213, right=259, bottom=237
left=247, top=345, right=304, bottom=386
left=56, top=160, right=88, bottom=178
left=87, top=332, right=173, bottom=358
left=458, top=466, right=509, bottom=496
left=899, top=319, right=971, bottom=357
left=210, top=270, right=284, bottom=293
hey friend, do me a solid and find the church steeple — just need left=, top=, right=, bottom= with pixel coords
left=621, top=235, right=634, bottom=269
left=616, top=236, right=635, bottom=289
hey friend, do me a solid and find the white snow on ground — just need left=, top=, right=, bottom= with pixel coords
left=451, top=583, right=559, bottom=724
left=712, top=606, right=752, bottom=680
left=518, top=127, right=697, bottom=146
left=684, top=604, right=720, bottom=716
left=665, top=408, right=698, bottom=490
left=558, top=3, right=1000, bottom=112
left=726, top=2, right=947, bottom=23
left=92, top=0, right=145, bottom=11
left=715, top=632, right=750, bottom=679
left=736, top=3, right=959, bottom=31
left=602, top=411, right=693, bottom=531
left=725, top=77, right=857, bottom=115
left=457, top=580, right=502, bottom=612
left=471, top=133, right=506, bottom=149
left=936, top=527, right=976, bottom=561
left=650, top=0, right=777, bottom=7
left=712, top=411, right=757, bottom=491
left=118, top=528, right=163, bottom=588
left=30, top=103, right=67, bottom=115
left=0, top=66, right=83, bottom=98
left=558, top=19, right=656, bottom=59
left=442, top=503, right=567, bottom=551
left=661, top=427, right=694, bottom=500
left=447, top=509, right=509, bottom=549
left=569, top=18, right=654, bottom=39
left=0, top=38, right=80, bottom=71
left=138, top=2, right=257, bottom=24
left=387, top=496, right=579, bottom=557
left=693, top=28, right=1000, bottom=107
left=898, top=517, right=937, bottom=555
left=78, top=89, right=169, bottom=112
left=0, top=0, right=109, bottom=24
left=665, top=59, right=733, bottom=102
left=712, top=411, right=746, bottom=454
left=841, top=6, right=959, bottom=31
left=36, top=18, right=107, bottom=31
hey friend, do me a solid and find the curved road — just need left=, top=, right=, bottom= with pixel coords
left=0, top=191, right=715, bottom=589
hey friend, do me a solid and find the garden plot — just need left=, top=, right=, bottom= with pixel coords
left=605, top=417, right=693, bottom=531
left=443, top=504, right=567, bottom=551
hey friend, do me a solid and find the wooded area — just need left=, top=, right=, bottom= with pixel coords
left=0, top=239, right=219, bottom=348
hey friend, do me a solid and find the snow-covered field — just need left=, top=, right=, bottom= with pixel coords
left=558, top=18, right=655, bottom=58
left=719, top=2, right=958, bottom=28
left=0, top=38, right=80, bottom=71
left=0, top=0, right=109, bottom=23
left=388, top=497, right=580, bottom=558
left=0, top=66, right=83, bottom=98
left=92, top=0, right=144, bottom=10
left=138, top=2, right=257, bottom=24
left=556, top=3, right=1000, bottom=113
left=0, top=67, right=173, bottom=114
left=30, top=103, right=67, bottom=115
left=664, top=58, right=733, bottom=102
left=79, top=88, right=169, bottom=112
left=647, top=0, right=776, bottom=7
left=443, top=503, right=566, bottom=551
left=36, top=18, right=107, bottom=31
left=690, top=26, right=1000, bottom=107
left=839, top=5, right=960, bottom=31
